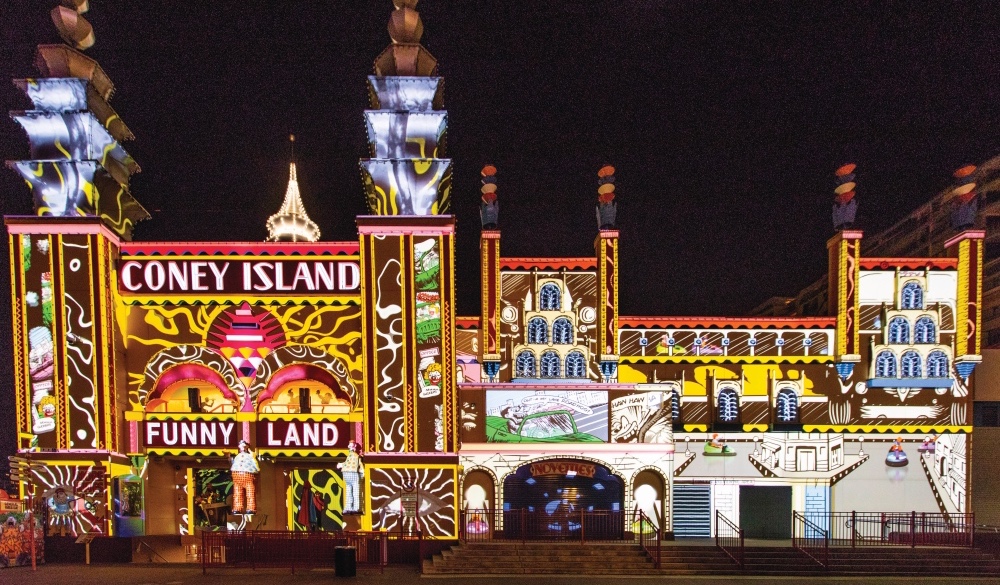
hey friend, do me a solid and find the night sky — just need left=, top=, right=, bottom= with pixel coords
left=2, top=1, right=1000, bottom=471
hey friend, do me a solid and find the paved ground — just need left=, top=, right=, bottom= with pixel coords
left=2, top=564, right=999, bottom=584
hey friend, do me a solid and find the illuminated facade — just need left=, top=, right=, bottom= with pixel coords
left=4, top=0, right=984, bottom=544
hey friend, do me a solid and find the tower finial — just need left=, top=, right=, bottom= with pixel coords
left=950, top=164, right=978, bottom=231
left=481, top=165, right=499, bottom=229
left=51, top=0, right=95, bottom=50
left=373, top=0, right=438, bottom=76
left=832, top=163, right=857, bottom=231
left=596, top=165, right=617, bottom=230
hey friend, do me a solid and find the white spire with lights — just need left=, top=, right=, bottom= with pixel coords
left=266, top=135, right=320, bottom=242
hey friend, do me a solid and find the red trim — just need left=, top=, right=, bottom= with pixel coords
left=501, top=257, right=597, bottom=270
left=459, top=383, right=638, bottom=391
left=859, top=258, right=957, bottom=270
left=147, top=364, right=239, bottom=404
left=456, top=316, right=480, bottom=329
left=619, top=316, right=836, bottom=329
left=121, top=242, right=359, bottom=256
left=362, top=453, right=459, bottom=464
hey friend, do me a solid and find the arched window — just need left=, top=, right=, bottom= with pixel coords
left=901, top=281, right=924, bottom=310
left=717, top=388, right=740, bottom=423
left=927, top=350, right=949, bottom=377
left=565, top=351, right=586, bottom=377
left=552, top=317, right=573, bottom=344
left=900, top=351, right=921, bottom=378
left=914, top=317, right=936, bottom=344
left=540, top=350, right=561, bottom=377
left=670, top=391, right=680, bottom=422
left=539, top=283, right=561, bottom=311
left=875, top=351, right=897, bottom=378
left=515, top=351, right=536, bottom=378
left=888, top=317, right=910, bottom=344
left=527, top=317, right=548, bottom=344
left=776, top=388, right=799, bottom=423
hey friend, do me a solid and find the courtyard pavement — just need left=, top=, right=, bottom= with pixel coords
left=2, top=564, right=999, bottom=585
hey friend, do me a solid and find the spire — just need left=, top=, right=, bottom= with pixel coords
left=361, top=0, right=452, bottom=216
left=267, top=135, right=321, bottom=242
left=8, top=0, right=149, bottom=239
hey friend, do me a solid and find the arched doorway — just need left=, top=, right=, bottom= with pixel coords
left=632, top=469, right=665, bottom=533
left=462, top=469, right=496, bottom=537
left=503, top=459, right=624, bottom=539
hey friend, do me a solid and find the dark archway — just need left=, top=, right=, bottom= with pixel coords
left=503, top=459, right=623, bottom=539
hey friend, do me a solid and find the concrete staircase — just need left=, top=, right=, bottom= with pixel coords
left=422, top=542, right=658, bottom=575
left=423, top=542, right=1000, bottom=577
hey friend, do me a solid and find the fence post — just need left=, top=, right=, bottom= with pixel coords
left=910, top=510, right=916, bottom=548
left=580, top=511, right=585, bottom=544
left=851, top=511, right=856, bottom=548
left=521, top=508, right=528, bottom=545
left=656, top=525, right=662, bottom=569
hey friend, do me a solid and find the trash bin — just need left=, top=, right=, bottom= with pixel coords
left=335, top=545, right=356, bottom=577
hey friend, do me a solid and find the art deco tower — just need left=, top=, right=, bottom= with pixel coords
left=7, top=3, right=140, bottom=534
left=361, top=0, right=452, bottom=215
left=9, top=3, right=149, bottom=238
left=358, top=2, right=458, bottom=501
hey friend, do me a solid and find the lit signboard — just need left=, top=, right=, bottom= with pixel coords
left=257, top=420, right=351, bottom=450
left=118, top=258, right=361, bottom=294
left=144, top=420, right=240, bottom=449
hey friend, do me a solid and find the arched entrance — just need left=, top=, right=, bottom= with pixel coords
left=503, top=459, right=624, bottom=540
left=462, top=469, right=496, bottom=537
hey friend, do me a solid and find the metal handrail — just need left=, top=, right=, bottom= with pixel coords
left=634, top=506, right=661, bottom=569
left=792, top=511, right=829, bottom=569
left=715, top=510, right=744, bottom=570
left=791, top=511, right=974, bottom=549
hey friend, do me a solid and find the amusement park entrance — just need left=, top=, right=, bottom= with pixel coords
left=465, top=459, right=627, bottom=541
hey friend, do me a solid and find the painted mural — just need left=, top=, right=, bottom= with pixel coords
left=485, top=390, right=608, bottom=443
left=289, top=469, right=344, bottom=531
left=2, top=2, right=986, bottom=547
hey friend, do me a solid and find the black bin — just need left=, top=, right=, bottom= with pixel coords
left=334, top=546, right=356, bottom=577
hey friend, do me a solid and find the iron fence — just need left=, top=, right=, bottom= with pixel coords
left=201, top=529, right=393, bottom=573
left=818, top=511, right=975, bottom=548
left=792, top=511, right=829, bottom=568
left=459, top=508, right=628, bottom=543
left=715, top=510, right=744, bottom=570
left=634, top=507, right=661, bottom=569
